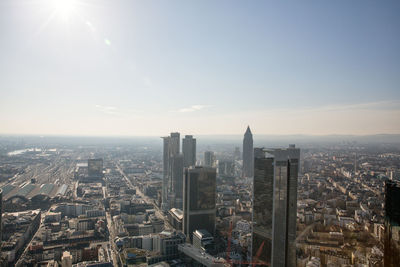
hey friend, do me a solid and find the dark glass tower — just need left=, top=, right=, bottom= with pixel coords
left=384, top=180, right=400, bottom=267
left=162, top=132, right=181, bottom=211
left=183, top=166, right=216, bottom=242
left=171, top=154, right=184, bottom=209
left=252, top=145, right=300, bottom=267
left=243, top=126, right=254, bottom=177
left=169, top=132, right=180, bottom=155
left=182, top=135, right=196, bottom=168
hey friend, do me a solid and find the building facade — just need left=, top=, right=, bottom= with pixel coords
left=183, top=167, right=216, bottom=242
left=161, top=132, right=181, bottom=211
left=252, top=145, right=300, bottom=267
left=242, top=126, right=253, bottom=178
left=384, top=180, right=400, bottom=267
left=182, top=135, right=196, bottom=168
left=171, top=154, right=184, bottom=209
left=161, top=136, right=171, bottom=211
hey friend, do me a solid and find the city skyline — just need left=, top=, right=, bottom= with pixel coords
left=0, top=128, right=398, bottom=265
left=0, top=0, right=399, bottom=265
left=1, top=0, right=400, bottom=136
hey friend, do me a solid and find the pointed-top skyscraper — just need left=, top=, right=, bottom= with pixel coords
left=242, top=126, right=254, bottom=177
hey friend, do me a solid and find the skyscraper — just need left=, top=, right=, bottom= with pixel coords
left=170, top=132, right=180, bottom=155
left=204, top=151, right=215, bottom=167
left=162, top=132, right=182, bottom=211
left=252, top=145, right=300, bottom=266
left=171, top=153, right=184, bottom=209
left=242, top=126, right=253, bottom=177
left=161, top=136, right=171, bottom=211
left=183, top=166, right=216, bottom=242
left=384, top=180, right=400, bottom=267
left=182, top=135, right=196, bottom=168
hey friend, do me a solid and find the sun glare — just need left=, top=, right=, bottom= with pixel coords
left=51, top=0, right=78, bottom=20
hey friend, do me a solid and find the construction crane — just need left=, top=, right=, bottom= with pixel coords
left=218, top=221, right=270, bottom=267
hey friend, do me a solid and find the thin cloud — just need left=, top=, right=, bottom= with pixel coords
left=178, top=105, right=210, bottom=113
left=95, top=105, right=143, bottom=117
left=255, top=100, right=400, bottom=114
left=95, top=105, right=119, bottom=115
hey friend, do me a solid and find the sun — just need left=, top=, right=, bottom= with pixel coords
left=50, top=0, right=78, bottom=20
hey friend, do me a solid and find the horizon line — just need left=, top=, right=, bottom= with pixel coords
left=1, top=133, right=400, bottom=138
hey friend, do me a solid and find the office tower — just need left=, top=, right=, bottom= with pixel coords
left=242, top=126, right=254, bottom=177
left=171, top=154, right=184, bottom=209
left=88, top=158, right=103, bottom=177
left=193, top=229, right=215, bottom=254
left=183, top=166, right=216, bottom=242
left=204, top=151, right=215, bottom=167
left=170, top=132, right=180, bottom=155
left=162, top=132, right=181, bottom=210
left=182, top=135, right=196, bottom=168
left=168, top=133, right=181, bottom=208
left=384, top=180, right=400, bottom=267
left=162, top=136, right=171, bottom=210
left=252, top=145, right=300, bottom=267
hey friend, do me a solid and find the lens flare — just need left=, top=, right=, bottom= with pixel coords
left=51, top=0, right=77, bottom=20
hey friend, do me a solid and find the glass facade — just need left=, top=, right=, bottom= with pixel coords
left=182, top=135, right=196, bottom=168
left=171, top=154, right=184, bottom=203
left=384, top=180, right=400, bottom=267
left=253, top=153, right=274, bottom=264
left=252, top=146, right=299, bottom=267
left=183, top=167, right=216, bottom=241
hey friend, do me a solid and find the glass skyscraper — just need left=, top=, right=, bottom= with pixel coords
left=384, top=180, right=400, bottom=267
left=171, top=153, right=184, bottom=209
left=182, top=135, right=196, bottom=168
left=252, top=145, right=300, bottom=267
left=162, top=132, right=181, bottom=211
left=183, top=166, right=216, bottom=242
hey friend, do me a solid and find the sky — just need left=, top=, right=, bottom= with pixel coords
left=0, top=0, right=399, bottom=136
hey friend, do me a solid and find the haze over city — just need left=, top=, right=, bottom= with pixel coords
left=1, top=0, right=399, bottom=136
left=1, top=1, right=400, bottom=266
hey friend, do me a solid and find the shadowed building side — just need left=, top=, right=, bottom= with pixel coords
left=252, top=145, right=300, bottom=267
left=384, top=180, right=400, bottom=267
left=183, top=166, right=216, bottom=242
left=171, top=154, right=184, bottom=209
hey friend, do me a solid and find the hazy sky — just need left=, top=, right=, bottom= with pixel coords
left=0, top=0, right=399, bottom=136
